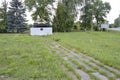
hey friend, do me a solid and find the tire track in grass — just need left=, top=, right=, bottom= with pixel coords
left=48, top=42, right=91, bottom=80
left=47, top=40, right=120, bottom=80
left=66, top=51, right=116, bottom=79
left=47, top=43, right=80, bottom=80
left=57, top=52, right=91, bottom=80
left=61, top=64, right=79, bottom=80
left=59, top=43, right=120, bottom=80
left=47, top=41, right=92, bottom=80
left=61, top=49, right=109, bottom=80
left=48, top=41, right=105, bottom=80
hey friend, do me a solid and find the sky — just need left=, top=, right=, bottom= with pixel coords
left=0, top=0, right=120, bottom=24
left=103, top=0, right=120, bottom=23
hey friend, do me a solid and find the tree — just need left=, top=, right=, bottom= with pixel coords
left=114, top=15, right=120, bottom=27
left=62, top=0, right=82, bottom=22
left=80, top=1, right=94, bottom=31
left=7, top=0, right=27, bottom=33
left=53, top=2, right=74, bottom=32
left=25, top=0, right=53, bottom=21
left=93, top=0, right=111, bottom=30
left=80, top=0, right=111, bottom=31
left=0, top=0, right=7, bottom=32
left=53, top=0, right=83, bottom=32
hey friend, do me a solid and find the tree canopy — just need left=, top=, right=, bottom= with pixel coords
left=94, top=0, right=111, bottom=29
left=0, top=0, right=112, bottom=32
left=80, top=0, right=111, bottom=31
left=52, top=0, right=83, bottom=32
left=80, top=1, right=94, bottom=31
left=25, top=0, right=53, bottom=21
left=53, top=2, right=74, bottom=32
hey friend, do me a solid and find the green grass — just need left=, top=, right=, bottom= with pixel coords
left=51, top=31, right=120, bottom=70
left=1, top=31, right=120, bottom=79
left=0, top=34, right=71, bottom=80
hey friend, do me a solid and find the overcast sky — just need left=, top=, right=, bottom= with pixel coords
left=0, top=0, right=120, bottom=24
left=103, top=0, right=120, bottom=23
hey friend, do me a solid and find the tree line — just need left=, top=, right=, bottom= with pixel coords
left=25, top=0, right=111, bottom=32
left=0, top=0, right=111, bottom=33
left=111, top=15, right=120, bottom=28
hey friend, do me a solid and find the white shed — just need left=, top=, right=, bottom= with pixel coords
left=30, top=27, right=52, bottom=36
left=30, top=17, right=52, bottom=36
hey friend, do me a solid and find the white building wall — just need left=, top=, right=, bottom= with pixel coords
left=30, top=27, right=52, bottom=36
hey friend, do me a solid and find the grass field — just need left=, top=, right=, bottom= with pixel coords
left=0, top=31, right=120, bottom=80
left=52, top=31, right=120, bottom=70
left=0, top=34, right=71, bottom=80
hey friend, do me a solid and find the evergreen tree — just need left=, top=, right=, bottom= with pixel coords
left=53, top=2, right=74, bottom=32
left=7, top=0, right=27, bottom=33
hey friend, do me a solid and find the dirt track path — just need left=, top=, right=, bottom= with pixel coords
left=47, top=40, right=120, bottom=80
